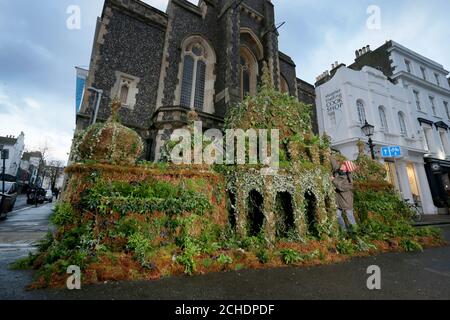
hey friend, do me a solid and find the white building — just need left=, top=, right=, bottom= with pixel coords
left=18, top=151, right=43, bottom=185
left=0, top=132, right=25, bottom=178
left=315, top=64, right=437, bottom=214
left=344, top=41, right=450, bottom=214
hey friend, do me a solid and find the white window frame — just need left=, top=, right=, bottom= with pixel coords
left=404, top=59, right=412, bottom=73
left=356, top=99, right=366, bottom=124
left=111, top=71, right=140, bottom=110
left=378, top=106, right=389, bottom=132
left=429, top=96, right=436, bottom=116
left=435, top=73, right=441, bottom=86
left=413, top=90, right=422, bottom=111
left=398, top=112, right=408, bottom=136
left=420, top=66, right=427, bottom=80
left=439, top=129, right=450, bottom=156
left=444, top=101, right=450, bottom=120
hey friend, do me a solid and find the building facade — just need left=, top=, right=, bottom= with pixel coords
left=0, top=132, right=25, bottom=179
left=297, top=78, right=317, bottom=133
left=348, top=41, right=450, bottom=213
left=18, top=151, right=43, bottom=187
left=315, top=65, right=437, bottom=215
left=76, top=0, right=312, bottom=161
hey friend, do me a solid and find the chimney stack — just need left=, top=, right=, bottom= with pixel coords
left=356, top=45, right=372, bottom=59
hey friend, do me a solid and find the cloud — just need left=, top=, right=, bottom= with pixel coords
left=24, top=97, right=41, bottom=110
left=0, top=0, right=448, bottom=163
left=276, top=0, right=450, bottom=83
left=0, top=88, right=74, bottom=162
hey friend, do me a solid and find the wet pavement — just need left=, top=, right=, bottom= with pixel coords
left=0, top=203, right=54, bottom=299
left=0, top=204, right=449, bottom=300
left=13, top=195, right=31, bottom=211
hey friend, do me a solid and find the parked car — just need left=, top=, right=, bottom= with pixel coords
left=0, top=182, right=18, bottom=219
left=27, top=187, right=46, bottom=205
left=44, top=189, right=53, bottom=203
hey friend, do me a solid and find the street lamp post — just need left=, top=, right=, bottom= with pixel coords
left=361, top=120, right=376, bottom=160
left=1, top=149, right=8, bottom=195
left=1, top=149, right=9, bottom=211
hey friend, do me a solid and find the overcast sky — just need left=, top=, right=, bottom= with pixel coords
left=0, top=0, right=449, bottom=162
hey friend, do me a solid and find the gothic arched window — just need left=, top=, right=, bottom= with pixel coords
left=240, top=47, right=258, bottom=100
left=177, top=36, right=216, bottom=113
left=280, top=75, right=289, bottom=94
left=356, top=99, right=366, bottom=124
left=378, top=106, right=388, bottom=132
left=399, top=112, right=408, bottom=136
left=120, top=84, right=129, bottom=105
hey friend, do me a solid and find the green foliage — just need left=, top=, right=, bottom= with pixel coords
left=280, top=249, right=303, bottom=264
left=73, top=99, right=143, bottom=165
left=82, top=180, right=212, bottom=216
left=336, top=238, right=357, bottom=255
left=241, top=234, right=266, bottom=250
left=37, top=232, right=55, bottom=252
left=355, top=236, right=377, bottom=252
left=234, top=263, right=245, bottom=271
left=202, top=258, right=213, bottom=269
left=415, top=227, right=442, bottom=238
left=315, top=218, right=336, bottom=240
left=400, top=239, right=423, bottom=252
left=256, top=249, right=270, bottom=264
left=128, top=232, right=153, bottom=268
left=217, top=254, right=233, bottom=265
left=10, top=252, right=36, bottom=270
left=51, top=203, right=76, bottom=227
left=355, top=189, right=412, bottom=223
left=176, top=254, right=196, bottom=276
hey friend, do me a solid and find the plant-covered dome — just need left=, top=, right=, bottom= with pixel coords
left=225, top=63, right=329, bottom=165
left=75, top=99, right=143, bottom=165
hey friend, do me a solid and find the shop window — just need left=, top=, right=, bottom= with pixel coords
left=406, top=163, right=421, bottom=203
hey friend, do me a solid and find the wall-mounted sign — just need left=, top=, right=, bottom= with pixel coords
left=325, top=89, right=343, bottom=113
left=381, top=146, right=401, bottom=158
left=1, top=149, right=9, bottom=160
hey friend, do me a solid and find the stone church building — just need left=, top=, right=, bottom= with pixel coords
left=77, top=0, right=314, bottom=161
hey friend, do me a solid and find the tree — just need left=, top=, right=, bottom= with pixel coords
left=45, top=160, right=65, bottom=191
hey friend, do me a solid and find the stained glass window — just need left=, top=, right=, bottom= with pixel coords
left=194, top=60, right=206, bottom=111
left=180, top=55, right=194, bottom=107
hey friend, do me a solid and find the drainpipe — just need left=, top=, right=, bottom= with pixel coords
left=87, top=87, right=103, bottom=125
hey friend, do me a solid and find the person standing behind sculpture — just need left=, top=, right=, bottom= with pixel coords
left=331, top=157, right=357, bottom=233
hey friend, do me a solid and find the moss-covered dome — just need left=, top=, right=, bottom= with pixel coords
left=75, top=99, right=143, bottom=165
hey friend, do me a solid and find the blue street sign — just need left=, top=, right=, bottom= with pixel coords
left=381, top=146, right=402, bottom=158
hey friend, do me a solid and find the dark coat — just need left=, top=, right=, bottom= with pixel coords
left=333, top=174, right=354, bottom=211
